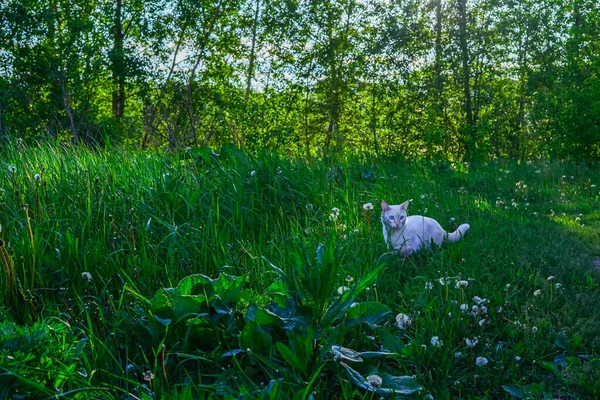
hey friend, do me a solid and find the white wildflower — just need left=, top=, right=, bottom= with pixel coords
left=532, top=326, right=538, bottom=333
left=460, top=304, right=469, bottom=312
left=431, top=336, right=443, bottom=347
left=454, top=351, right=462, bottom=358
left=34, top=174, right=41, bottom=181
left=82, top=272, right=93, bottom=283
left=366, top=374, right=383, bottom=387
left=466, top=337, right=479, bottom=347
left=480, top=306, right=488, bottom=314
left=456, top=280, right=468, bottom=289
left=479, top=319, right=486, bottom=326
left=395, top=313, right=412, bottom=330
left=450, top=217, right=455, bottom=222
left=250, top=170, right=256, bottom=177
left=473, top=296, right=486, bottom=305
left=8, top=165, right=16, bottom=173
left=547, top=276, right=555, bottom=281
left=476, top=357, right=488, bottom=367
left=555, top=283, right=563, bottom=289
left=425, top=281, right=433, bottom=290
left=337, top=286, right=350, bottom=295
left=533, top=289, right=542, bottom=297
left=515, top=356, right=521, bottom=362
left=362, top=203, right=374, bottom=211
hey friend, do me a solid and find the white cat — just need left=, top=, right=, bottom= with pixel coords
left=381, top=200, right=469, bottom=256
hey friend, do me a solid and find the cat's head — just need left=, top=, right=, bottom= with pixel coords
left=381, top=200, right=409, bottom=229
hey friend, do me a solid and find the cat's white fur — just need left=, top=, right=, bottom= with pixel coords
left=381, top=200, right=469, bottom=256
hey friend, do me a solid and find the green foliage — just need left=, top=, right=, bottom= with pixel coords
left=1, top=0, right=599, bottom=160
left=0, top=143, right=600, bottom=397
left=0, top=319, right=88, bottom=398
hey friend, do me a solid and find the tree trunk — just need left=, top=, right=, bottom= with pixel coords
left=434, top=0, right=443, bottom=105
left=456, top=0, right=474, bottom=158
left=245, top=0, right=261, bottom=102
left=112, top=0, right=125, bottom=119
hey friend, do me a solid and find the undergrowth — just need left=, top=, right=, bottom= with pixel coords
left=1, top=141, right=599, bottom=398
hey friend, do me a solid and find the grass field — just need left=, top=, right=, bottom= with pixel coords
left=1, top=141, right=600, bottom=399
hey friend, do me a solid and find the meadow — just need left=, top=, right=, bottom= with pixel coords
left=1, top=141, right=600, bottom=399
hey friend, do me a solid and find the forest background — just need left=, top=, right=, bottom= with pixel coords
left=1, top=0, right=599, bottom=161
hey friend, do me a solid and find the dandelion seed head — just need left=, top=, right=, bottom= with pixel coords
left=476, top=357, right=488, bottom=367
left=366, top=374, right=382, bottom=387
left=395, top=313, right=412, bottom=330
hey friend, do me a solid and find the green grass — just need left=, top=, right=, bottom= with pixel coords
left=1, top=141, right=600, bottom=399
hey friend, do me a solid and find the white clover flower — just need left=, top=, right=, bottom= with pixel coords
left=473, top=296, right=486, bottom=305
left=460, top=304, right=469, bottom=312
left=366, top=374, right=383, bottom=387
left=456, top=280, right=468, bottom=289
left=395, top=313, right=412, bottom=330
left=480, top=305, right=488, bottom=314
left=466, top=337, right=479, bottom=347
left=8, top=165, right=16, bottom=173
left=362, top=203, right=374, bottom=211
left=532, top=326, right=538, bottom=333
left=547, top=276, right=555, bottom=281
left=425, top=281, right=433, bottom=290
left=34, top=174, right=41, bottom=181
left=555, top=283, right=563, bottom=289
left=431, top=336, right=443, bottom=347
left=250, top=170, right=256, bottom=176
left=476, top=357, right=488, bottom=367
left=337, top=286, right=350, bottom=295
left=82, top=272, right=93, bottom=283
left=533, top=289, right=542, bottom=297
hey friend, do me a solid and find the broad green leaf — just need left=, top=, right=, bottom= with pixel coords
left=331, top=345, right=363, bottom=363
left=276, top=342, right=306, bottom=374
left=377, top=373, right=422, bottom=395
left=502, top=385, right=525, bottom=398
left=378, top=330, right=405, bottom=353
left=347, top=302, right=392, bottom=328
left=239, top=321, right=272, bottom=355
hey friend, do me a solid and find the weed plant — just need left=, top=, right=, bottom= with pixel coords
left=1, top=140, right=599, bottom=398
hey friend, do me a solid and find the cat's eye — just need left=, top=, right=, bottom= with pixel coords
left=400, top=216, right=405, bottom=220
left=388, top=215, right=394, bottom=220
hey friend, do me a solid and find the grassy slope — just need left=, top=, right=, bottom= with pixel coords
left=1, top=142, right=599, bottom=398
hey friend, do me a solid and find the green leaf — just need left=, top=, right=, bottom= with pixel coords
left=255, top=308, right=284, bottom=328
left=331, top=345, right=363, bottom=363
left=239, top=321, right=272, bottom=355
left=340, top=362, right=372, bottom=391
left=276, top=342, right=306, bottom=374
left=347, top=302, right=392, bottom=328
left=377, top=373, right=422, bottom=395
left=502, top=385, right=525, bottom=398
left=378, top=330, right=404, bottom=353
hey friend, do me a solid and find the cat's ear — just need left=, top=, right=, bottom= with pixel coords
left=381, top=200, right=391, bottom=211
left=399, top=200, right=409, bottom=211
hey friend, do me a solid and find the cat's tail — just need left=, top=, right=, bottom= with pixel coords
left=447, top=223, right=470, bottom=242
